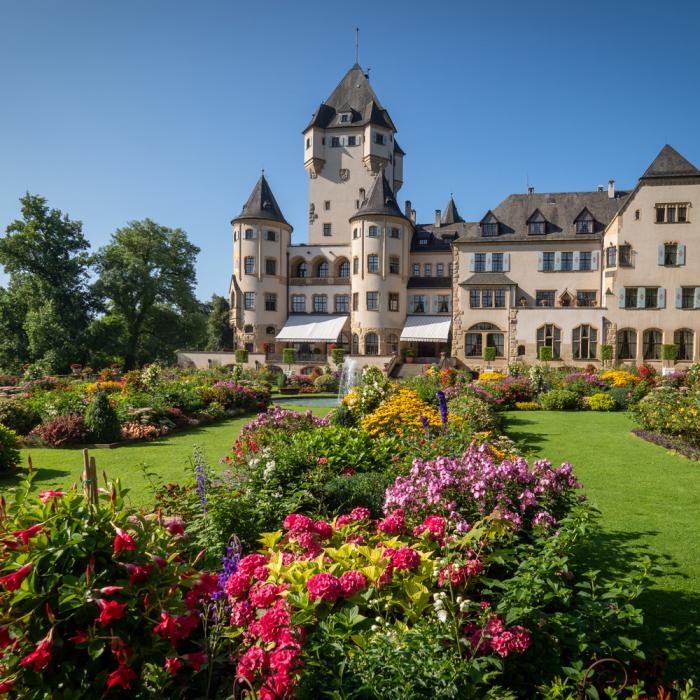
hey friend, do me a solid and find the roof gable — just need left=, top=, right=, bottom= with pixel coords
left=480, top=210, right=498, bottom=224
left=574, top=207, right=594, bottom=222
left=641, top=144, right=700, bottom=179
left=527, top=208, right=546, bottom=223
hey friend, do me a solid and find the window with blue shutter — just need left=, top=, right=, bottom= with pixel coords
left=637, top=288, right=646, bottom=308
left=695, top=288, right=700, bottom=309
left=618, top=289, right=626, bottom=308
left=503, top=253, right=510, bottom=271
left=657, top=245, right=665, bottom=265
left=591, top=251, right=600, bottom=270
left=678, top=244, right=686, bottom=265
left=554, top=252, right=562, bottom=271
left=572, top=251, right=580, bottom=270
left=657, top=288, right=666, bottom=309
left=537, top=252, right=544, bottom=272
left=676, top=288, right=683, bottom=308
left=469, top=255, right=476, bottom=272
left=485, top=253, right=493, bottom=272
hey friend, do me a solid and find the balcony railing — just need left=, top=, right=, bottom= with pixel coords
left=289, top=276, right=351, bottom=286
left=265, top=353, right=328, bottom=364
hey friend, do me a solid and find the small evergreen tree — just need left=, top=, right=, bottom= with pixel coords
left=84, top=390, right=122, bottom=443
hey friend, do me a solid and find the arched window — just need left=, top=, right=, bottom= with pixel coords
left=266, top=326, right=276, bottom=336
left=365, top=332, right=379, bottom=355
left=572, top=325, right=598, bottom=360
left=675, top=329, right=694, bottom=361
left=465, top=323, right=504, bottom=358
left=537, top=324, right=561, bottom=359
left=617, top=329, right=637, bottom=360
left=339, top=333, right=350, bottom=350
left=338, top=259, right=350, bottom=277
left=243, top=324, right=254, bottom=334
left=388, top=333, right=399, bottom=354
left=296, top=261, right=308, bottom=278
left=352, top=333, right=359, bottom=354
left=317, top=261, right=329, bottom=278
left=642, top=329, right=662, bottom=360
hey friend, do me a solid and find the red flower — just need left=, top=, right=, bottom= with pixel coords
left=185, top=650, right=207, bottom=671
left=377, top=509, right=406, bottom=535
left=390, top=547, right=421, bottom=571
left=339, top=570, right=368, bottom=597
left=312, top=520, right=333, bottom=540
left=39, top=490, right=64, bottom=504
left=225, top=571, right=252, bottom=599
left=0, top=679, right=15, bottom=693
left=96, top=599, right=127, bottom=625
left=250, top=601, right=292, bottom=643
left=350, top=507, right=371, bottom=521
left=413, top=515, right=446, bottom=541
left=106, top=663, right=137, bottom=689
left=317, top=457, right=328, bottom=465
left=0, top=626, right=12, bottom=649
left=165, top=657, right=182, bottom=676
left=282, top=514, right=313, bottom=534
left=19, top=636, right=52, bottom=671
left=249, top=582, right=286, bottom=609
left=236, top=646, right=267, bottom=682
left=0, top=563, right=32, bottom=591
left=306, top=572, right=342, bottom=602
left=341, top=467, right=354, bottom=476
left=164, top=516, right=185, bottom=536
left=127, top=563, right=152, bottom=585
left=69, top=631, right=89, bottom=644
left=13, top=523, right=43, bottom=545
left=112, top=527, right=136, bottom=556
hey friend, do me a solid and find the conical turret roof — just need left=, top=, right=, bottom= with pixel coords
left=442, top=197, right=464, bottom=224
left=350, top=170, right=409, bottom=222
left=232, top=174, right=290, bottom=227
left=641, top=144, right=700, bottom=179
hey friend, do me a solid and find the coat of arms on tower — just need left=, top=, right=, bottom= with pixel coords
left=339, top=168, right=350, bottom=181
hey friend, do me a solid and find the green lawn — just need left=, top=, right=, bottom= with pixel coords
left=504, top=410, right=700, bottom=679
left=2, top=405, right=332, bottom=505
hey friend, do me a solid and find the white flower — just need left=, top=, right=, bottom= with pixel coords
left=436, top=608, right=448, bottom=623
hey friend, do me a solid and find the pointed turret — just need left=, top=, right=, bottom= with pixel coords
left=442, top=197, right=464, bottom=225
left=350, top=170, right=409, bottom=222
left=232, top=174, right=290, bottom=228
left=641, top=144, right=700, bottom=180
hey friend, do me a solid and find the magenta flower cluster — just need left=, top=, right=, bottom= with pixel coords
left=240, top=406, right=330, bottom=436
left=384, top=441, right=580, bottom=531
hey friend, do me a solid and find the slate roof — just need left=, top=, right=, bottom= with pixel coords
left=350, top=170, right=409, bottom=222
left=411, top=223, right=463, bottom=251
left=442, top=197, right=464, bottom=225
left=641, top=144, right=700, bottom=179
left=457, top=190, right=628, bottom=242
left=407, top=276, right=452, bottom=289
left=232, top=175, right=290, bottom=227
left=304, top=64, right=395, bottom=131
left=461, top=272, right=516, bottom=286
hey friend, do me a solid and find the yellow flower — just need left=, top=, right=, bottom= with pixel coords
left=478, top=372, right=506, bottom=382
left=361, top=387, right=442, bottom=438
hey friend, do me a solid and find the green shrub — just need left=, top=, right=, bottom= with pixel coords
left=331, top=348, right=345, bottom=365
left=31, top=414, right=89, bottom=446
left=587, top=392, right=617, bottom=411
left=317, top=471, right=392, bottom=517
left=330, top=403, right=356, bottom=427
left=515, top=401, right=541, bottom=411
left=600, top=344, right=613, bottom=362
left=153, top=381, right=205, bottom=413
left=631, top=387, right=700, bottom=444
left=448, top=393, right=501, bottom=433
left=539, top=388, right=580, bottom=411
left=508, top=361, right=530, bottom=378
left=314, top=372, right=339, bottom=393
left=538, top=346, right=553, bottom=362
left=235, top=348, right=249, bottom=363
left=661, top=344, right=678, bottom=361
left=402, top=373, right=442, bottom=406
left=0, top=424, right=21, bottom=473
left=84, top=391, right=122, bottom=443
left=609, top=386, right=633, bottom=409
left=483, top=347, right=497, bottom=363
left=0, top=399, right=41, bottom=435
left=282, top=348, right=296, bottom=365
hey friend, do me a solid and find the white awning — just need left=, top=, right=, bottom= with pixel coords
left=400, top=315, right=452, bottom=342
left=276, top=315, right=349, bottom=343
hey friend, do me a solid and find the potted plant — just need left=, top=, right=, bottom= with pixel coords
left=483, top=347, right=497, bottom=368
left=661, top=344, right=677, bottom=366
left=331, top=347, right=346, bottom=365
left=282, top=347, right=296, bottom=372
left=538, top=346, right=553, bottom=363
left=403, top=348, right=416, bottom=364
left=70, top=363, right=82, bottom=376
left=600, top=344, right=613, bottom=367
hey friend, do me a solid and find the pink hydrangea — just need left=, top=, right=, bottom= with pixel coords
left=339, top=570, right=368, bottom=597
left=226, top=571, right=252, bottom=599
left=350, top=507, right=371, bottom=521
left=438, top=559, right=483, bottom=586
left=413, top=515, right=446, bottom=541
left=237, top=645, right=267, bottom=682
left=377, top=508, right=406, bottom=535
left=312, top=521, right=333, bottom=540
left=389, top=546, right=421, bottom=571
left=249, top=583, right=286, bottom=609
left=238, top=554, right=269, bottom=576
left=335, top=514, right=353, bottom=528
left=250, top=601, right=292, bottom=643
left=230, top=600, right=255, bottom=626
left=306, top=572, right=342, bottom=602
left=283, top=514, right=314, bottom=534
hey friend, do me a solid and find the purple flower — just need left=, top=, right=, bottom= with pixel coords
left=419, top=413, right=430, bottom=432
left=213, top=537, right=241, bottom=601
left=436, top=390, right=448, bottom=432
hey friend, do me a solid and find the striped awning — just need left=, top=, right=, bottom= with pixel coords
left=275, top=315, right=349, bottom=342
left=400, top=315, right=451, bottom=342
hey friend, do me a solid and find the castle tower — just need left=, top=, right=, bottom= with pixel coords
left=230, top=174, right=291, bottom=353
left=348, top=169, right=413, bottom=355
left=303, top=64, right=404, bottom=246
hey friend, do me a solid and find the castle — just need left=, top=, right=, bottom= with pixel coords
left=227, top=63, right=700, bottom=370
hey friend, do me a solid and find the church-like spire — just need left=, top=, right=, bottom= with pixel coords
left=350, top=169, right=409, bottom=221
left=232, top=174, right=290, bottom=228
left=442, top=196, right=464, bottom=225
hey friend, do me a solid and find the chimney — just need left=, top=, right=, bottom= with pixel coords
left=527, top=186, right=535, bottom=195
left=410, top=209, right=416, bottom=223
left=597, top=185, right=604, bottom=192
left=405, top=199, right=412, bottom=217
left=434, top=209, right=441, bottom=227
left=608, top=179, right=615, bottom=198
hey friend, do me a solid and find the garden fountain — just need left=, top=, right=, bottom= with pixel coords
left=337, top=357, right=361, bottom=403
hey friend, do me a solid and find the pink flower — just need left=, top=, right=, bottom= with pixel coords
left=249, top=582, right=286, bottom=609
left=313, top=521, right=333, bottom=540
left=39, top=490, right=64, bottom=503
left=339, top=570, right=368, bottom=597
left=164, top=516, right=185, bottom=536
left=237, top=646, right=268, bottom=682
left=413, top=515, right=446, bottom=541
left=230, top=600, right=255, bottom=626
left=306, top=572, right=342, bottom=602
left=225, top=571, right=252, bottom=599
left=127, top=564, right=153, bottom=586
left=99, top=586, right=124, bottom=595
left=335, top=514, right=353, bottom=528
left=96, top=599, right=127, bottom=626
left=283, top=514, right=313, bottom=534
left=19, top=636, right=52, bottom=671
left=13, top=523, right=43, bottom=545
left=389, top=547, right=421, bottom=571
left=112, top=527, right=136, bottom=556
left=106, top=663, right=136, bottom=689
left=0, top=563, right=32, bottom=591
left=185, top=650, right=207, bottom=671
left=250, top=601, right=292, bottom=643
left=350, top=507, right=371, bottom=521
left=377, top=509, right=406, bottom=535
left=317, top=457, right=328, bottom=465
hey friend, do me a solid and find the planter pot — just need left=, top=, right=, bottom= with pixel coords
left=405, top=356, right=414, bottom=364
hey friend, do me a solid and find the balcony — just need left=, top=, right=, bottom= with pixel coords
left=289, top=276, right=351, bottom=286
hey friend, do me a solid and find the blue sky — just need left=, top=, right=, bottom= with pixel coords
left=1, top=0, right=699, bottom=300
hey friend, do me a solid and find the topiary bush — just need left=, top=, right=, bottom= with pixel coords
left=587, top=392, right=617, bottom=411
left=331, top=348, right=345, bottom=365
left=313, top=372, right=339, bottom=393
left=0, top=424, right=21, bottom=473
left=539, top=388, right=580, bottom=411
left=483, top=347, right=497, bottom=363
left=538, top=346, right=553, bottom=362
left=84, top=391, right=122, bottom=443
left=661, top=344, right=678, bottom=362
left=31, top=414, right=89, bottom=447
left=0, top=399, right=41, bottom=436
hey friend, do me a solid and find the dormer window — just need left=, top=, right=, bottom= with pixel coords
left=575, top=209, right=595, bottom=234
left=340, top=112, right=350, bottom=123
left=418, top=238, right=428, bottom=246
left=480, top=211, right=499, bottom=237
left=527, top=210, right=547, bottom=235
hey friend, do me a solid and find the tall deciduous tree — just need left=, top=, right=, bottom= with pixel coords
left=0, top=194, right=93, bottom=371
left=94, top=219, right=200, bottom=369
left=205, top=294, right=233, bottom=351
